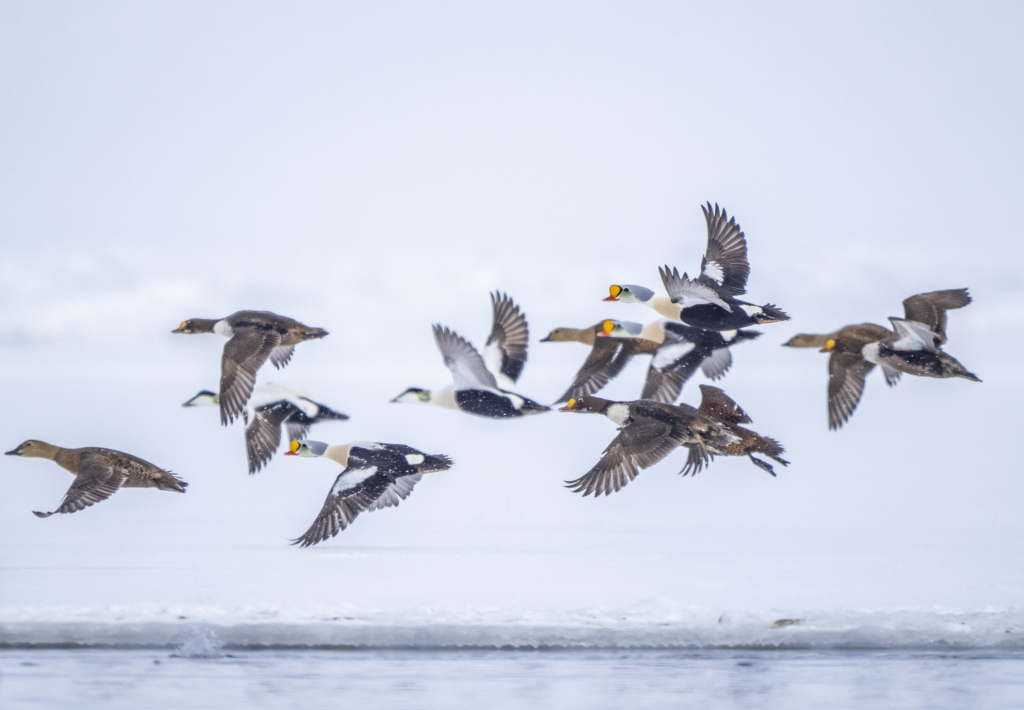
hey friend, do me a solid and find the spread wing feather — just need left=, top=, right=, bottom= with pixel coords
left=827, top=352, right=876, bottom=430
left=484, top=292, right=529, bottom=386
left=220, top=328, right=282, bottom=425
left=659, top=265, right=733, bottom=312
left=433, top=325, right=498, bottom=390
left=901, top=288, right=971, bottom=343
left=699, top=202, right=750, bottom=296
left=33, top=459, right=127, bottom=518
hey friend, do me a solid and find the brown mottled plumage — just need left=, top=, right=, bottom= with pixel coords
left=5, top=440, right=187, bottom=518
left=681, top=386, right=788, bottom=476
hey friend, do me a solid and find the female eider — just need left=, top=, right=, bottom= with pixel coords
left=540, top=321, right=660, bottom=403
left=601, top=319, right=761, bottom=403
left=603, top=203, right=789, bottom=331
left=285, top=440, right=453, bottom=547
left=5, top=440, right=186, bottom=517
left=784, top=289, right=980, bottom=430
left=173, top=311, right=328, bottom=426
left=558, top=395, right=715, bottom=496
left=391, top=293, right=549, bottom=418
left=677, top=386, right=789, bottom=477
left=184, top=383, right=349, bottom=474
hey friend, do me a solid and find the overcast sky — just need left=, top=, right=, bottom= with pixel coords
left=1, top=2, right=1022, bottom=612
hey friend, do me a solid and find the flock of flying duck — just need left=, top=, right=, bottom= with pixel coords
left=6, top=203, right=980, bottom=546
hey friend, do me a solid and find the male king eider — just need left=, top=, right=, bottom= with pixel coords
left=183, top=383, right=349, bottom=473
left=603, top=203, right=789, bottom=331
left=173, top=311, right=328, bottom=426
left=600, top=319, right=761, bottom=403
left=391, top=292, right=549, bottom=418
left=784, top=288, right=980, bottom=430
left=285, top=440, right=453, bottom=547
left=5, top=440, right=187, bottom=517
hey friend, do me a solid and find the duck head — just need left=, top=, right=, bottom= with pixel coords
left=172, top=319, right=218, bottom=334
left=558, top=396, right=612, bottom=414
left=390, top=387, right=432, bottom=404
left=285, top=440, right=329, bottom=457
left=603, top=284, right=655, bottom=303
left=182, top=390, right=219, bottom=407
left=540, top=327, right=584, bottom=343
left=5, top=440, right=59, bottom=459
left=596, top=320, right=644, bottom=337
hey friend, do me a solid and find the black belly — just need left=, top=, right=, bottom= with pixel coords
left=883, top=347, right=944, bottom=377
left=679, top=304, right=755, bottom=331
left=456, top=390, right=525, bottom=418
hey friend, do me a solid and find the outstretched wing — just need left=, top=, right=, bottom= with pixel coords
left=659, top=265, right=733, bottom=312
left=697, top=385, right=751, bottom=424
left=888, top=317, right=942, bottom=353
left=245, top=400, right=299, bottom=474
left=699, top=202, right=749, bottom=296
left=902, top=288, right=971, bottom=343
left=433, top=325, right=498, bottom=390
left=269, top=345, right=295, bottom=369
left=365, top=473, right=423, bottom=512
left=33, top=459, right=127, bottom=518
left=555, top=338, right=640, bottom=403
left=565, top=411, right=689, bottom=497
left=679, top=443, right=715, bottom=476
left=484, top=292, right=529, bottom=386
left=827, top=352, right=876, bottom=430
left=219, top=327, right=282, bottom=426
left=291, top=469, right=393, bottom=548
left=698, top=347, right=733, bottom=381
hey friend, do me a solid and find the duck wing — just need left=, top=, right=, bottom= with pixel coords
left=291, top=469, right=394, bottom=547
left=698, top=203, right=749, bottom=296
left=565, top=406, right=692, bottom=497
left=269, top=345, right=295, bottom=369
left=245, top=400, right=300, bottom=474
left=484, top=292, right=529, bottom=387
left=827, top=352, right=876, bottom=430
left=641, top=329, right=704, bottom=403
left=697, top=385, right=752, bottom=424
left=365, top=473, right=422, bottom=512
left=698, top=347, right=733, bottom=381
left=888, top=317, right=942, bottom=353
left=33, top=458, right=127, bottom=518
left=433, top=325, right=498, bottom=390
left=219, top=327, right=283, bottom=425
left=555, top=338, right=647, bottom=403
left=679, top=443, right=715, bottom=476
left=659, top=265, right=733, bottom=312
left=901, top=288, right=971, bottom=343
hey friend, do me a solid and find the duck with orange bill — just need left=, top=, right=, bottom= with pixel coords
left=603, top=203, right=789, bottom=331
left=784, top=288, right=980, bottom=430
left=284, top=440, right=453, bottom=547
left=173, top=311, right=328, bottom=426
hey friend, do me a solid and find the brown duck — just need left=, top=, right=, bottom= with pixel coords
left=173, top=310, right=328, bottom=425
left=784, top=289, right=979, bottom=430
left=5, top=440, right=187, bottom=517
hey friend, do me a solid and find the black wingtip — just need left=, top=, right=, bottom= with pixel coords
left=32, top=510, right=53, bottom=518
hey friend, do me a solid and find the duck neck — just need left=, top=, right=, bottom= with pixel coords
left=50, top=446, right=79, bottom=474
left=324, top=445, right=351, bottom=467
left=191, top=319, right=221, bottom=333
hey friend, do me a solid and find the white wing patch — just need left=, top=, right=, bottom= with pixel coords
left=702, top=260, right=725, bottom=285
left=331, top=466, right=378, bottom=495
left=652, top=341, right=696, bottom=370
left=738, top=304, right=763, bottom=317
left=889, top=318, right=940, bottom=353
left=405, top=454, right=425, bottom=465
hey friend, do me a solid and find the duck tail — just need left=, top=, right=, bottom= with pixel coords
left=418, top=454, right=454, bottom=473
left=754, top=436, right=789, bottom=466
left=304, top=327, right=329, bottom=340
left=756, top=304, right=790, bottom=324
left=943, top=354, right=981, bottom=382
left=316, top=404, right=350, bottom=421
left=157, top=472, right=188, bottom=493
left=519, top=398, right=551, bottom=414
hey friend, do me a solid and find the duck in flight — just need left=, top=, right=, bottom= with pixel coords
left=784, top=289, right=980, bottom=429
left=559, top=386, right=786, bottom=497
left=183, top=384, right=349, bottom=474
left=603, top=203, right=789, bottom=331
left=5, top=440, right=186, bottom=517
left=391, top=292, right=549, bottom=418
left=173, top=311, right=328, bottom=426
left=285, top=439, right=452, bottom=547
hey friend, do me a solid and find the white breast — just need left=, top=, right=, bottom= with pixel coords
left=605, top=403, right=631, bottom=427
left=213, top=319, right=234, bottom=338
left=861, top=342, right=881, bottom=365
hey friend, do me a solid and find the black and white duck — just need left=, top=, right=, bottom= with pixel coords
left=285, top=439, right=452, bottom=547
left=183, top=384, right=349, bottom=473
left=784, top=289, right=980, bottom=430
left=603, top=203, right=789, bottom=331
left=391, top=293, right=549, bottom=418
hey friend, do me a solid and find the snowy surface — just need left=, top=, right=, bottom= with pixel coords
left=1, top=2, right=1023, bottom=654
